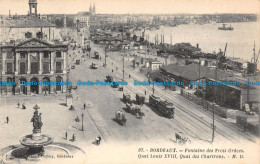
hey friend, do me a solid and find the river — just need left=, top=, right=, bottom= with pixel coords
left=145, top=22, right=259, bottom=61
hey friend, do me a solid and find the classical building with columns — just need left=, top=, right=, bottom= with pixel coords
left=0, top=0, right=68, bottom=95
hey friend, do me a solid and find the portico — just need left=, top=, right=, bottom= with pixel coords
left=0, top=38, right=68, bottom=95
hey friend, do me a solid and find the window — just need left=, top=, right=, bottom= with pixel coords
left=44, top=52, right=49, bottom=58
left=56, top=62, right=62, bottom=73
left=6, top=51, right=13, bottom=59
left=20, top=53, right=26, bottom=58
left=56, top=51, right=61, bottom=58
left=7, top=63, right=13, bottom=74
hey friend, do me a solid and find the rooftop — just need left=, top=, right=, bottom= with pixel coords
left=1, top=15, right=55, bottom=28
left=162, top=63, right=234, bottom=81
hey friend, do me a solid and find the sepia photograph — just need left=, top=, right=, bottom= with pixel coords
left=0, top=0, right=259, bottom=163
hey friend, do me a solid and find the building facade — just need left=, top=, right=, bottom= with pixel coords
left=0, top=0, right=68, bottom=95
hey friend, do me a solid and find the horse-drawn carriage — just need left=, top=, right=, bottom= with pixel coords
left=175, top=133, right=191, bottom=145
left=125, top=103, right=144, bottom=119
left=136, top=93, right=145, bottom=105
left=114, top=111, right=126, bottom=126
left=123, top=93, right=131, bottom=103
left=105, top=75, right=113, bottom=82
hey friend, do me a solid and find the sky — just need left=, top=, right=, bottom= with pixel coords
left=0, top=0, right=259, bottom=15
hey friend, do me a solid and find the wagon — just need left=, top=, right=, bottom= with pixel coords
left=123, top=93, right=131, bottom=103
left=115, top=111, right=126, bottom=126
left=90, top=63, right=98, bottom=69
left=125, top=103, right=144, bottom=118
left=105, top=75, right=113, bottom=82
left=136, top=93, right=145, bottom=105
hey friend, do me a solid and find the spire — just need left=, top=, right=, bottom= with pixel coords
left=89, top=3, right=93, bottom=14
left=93, top=3, right=96, bottom=14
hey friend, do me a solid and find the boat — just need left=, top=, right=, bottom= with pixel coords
left=218, top=24, right=234, bottom=31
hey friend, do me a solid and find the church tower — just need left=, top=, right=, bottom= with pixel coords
left=89, top=4, right=93, bottom=14
left=29, top=0, right=38, bottom=16
left=93, top=3, right=96, bottom=15
left=64, top=15, right=67, bottom=28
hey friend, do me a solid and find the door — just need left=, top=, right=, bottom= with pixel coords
left=31, top=63, right=39, bottom=74
left=43, top=62, right=50, bottom=74
left=20, top=62, right=26, bottom=74
left=56, top=62, right=62, bottom=73
left=7, top=63, right=13, bottom=74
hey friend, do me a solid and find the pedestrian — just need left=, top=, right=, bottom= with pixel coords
left=65, top=132, right=68, bottom=140
left=112, top=69, right=113, bottom=73
left=129, top=74, right=131, bottom=78
left=44, top=91, right=47, bottom=96
left=72, top=134, right=75, bottom=141
left=96, top=136, right=99, bottom=145
left=144, top=90, right=146, bottom=95
left=98, top=135, right=102, bottom=144
left=6, top=116, right=9, bottom=124
left=83, top=103, right=86, bottom=110
left=17, top=102, right=20, bottom=108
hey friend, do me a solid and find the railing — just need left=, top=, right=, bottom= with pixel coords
left=180, top=88, right=227, bottom=118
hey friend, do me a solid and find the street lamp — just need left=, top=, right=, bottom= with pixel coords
left=81, top=113, right=84, bottom=131
left=0, top=71, right=2, bottom=97
left=104, top=46, right=107, bottom=67
left=12, top=72, right=15, bottom=95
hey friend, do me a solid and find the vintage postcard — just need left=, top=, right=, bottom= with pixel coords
left=0, top=0, right=259, bottom=163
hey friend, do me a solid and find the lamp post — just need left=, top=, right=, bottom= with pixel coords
left=0, top=71, right=2, bottom=97
left=104, top=46, right=107, bottom=67
left=12, top=72, right=15, bottom=95
left=81, top=113, right=84, bottom=131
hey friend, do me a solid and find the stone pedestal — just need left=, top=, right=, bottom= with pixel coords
left=32, top=129, right=42, bottom=140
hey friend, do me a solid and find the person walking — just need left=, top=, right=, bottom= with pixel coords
left=96, top=136, right=99, bottom=145
left=17, top=102, right=20, bottom=108
left=112, top=69, right=114, bottom=73
left=144, top=90, right=146, bottom=95
left=65, top=132, right=68, bottom=140
left=83, top=103, right=86, bottom=110
left=98, top=135, right=102, bottom=144
left=6, top=116, right=9, bottom=124
left=72, top=134, right=75, bottom=141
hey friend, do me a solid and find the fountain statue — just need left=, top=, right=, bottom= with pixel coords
left=19, top=105, right=53, bottom=158
left=0, top=104, right=85, bottom=163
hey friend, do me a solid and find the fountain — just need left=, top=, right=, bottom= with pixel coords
left=0, top=104, right=86, bottom=163
left=18, top=104, right=53, bottom=158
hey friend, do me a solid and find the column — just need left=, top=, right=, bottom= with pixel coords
left=63, top=51, right=67, bottom=74
left=50, top=85, right=54, bottom=94
left=15, top=53, right=19, bottom=75
left=2, top=52, right=6, bottom=75
left=39, top=52, right=43, bottom=74
left=27, top=84, right=31, bottom=95
left=39, top=84, right=42, bottom=94
left=50, top=51, right=55, bottom=74
left=27, top=53, right=31, bottom=74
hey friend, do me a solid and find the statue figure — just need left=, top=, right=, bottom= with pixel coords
left=31, top=109, right=43, bottom=130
